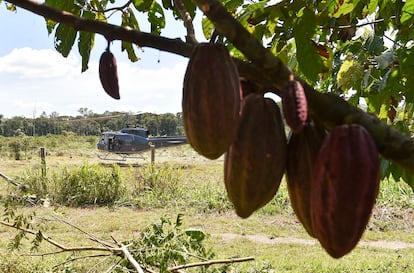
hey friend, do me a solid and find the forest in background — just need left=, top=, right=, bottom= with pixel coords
left=0, top=108, right=184, bottom=137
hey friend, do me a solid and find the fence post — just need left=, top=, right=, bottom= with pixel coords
left=150, top=144, right=155, bottom=164
left=40, top=147, right=46, bottom=177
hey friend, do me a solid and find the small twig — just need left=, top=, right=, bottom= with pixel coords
left=322, top=16, right=396, bottom=30
left=173, top=0, right=197, bottom=44
left=51, top=253, right=112, bottom=270
left=0, top=171, right=20, bottom=187
left=43, top=215, right=115, bottom=249
left=121, top=243, right=145, bottom=273
left=90, top=0, right=133, bottom=14
left=167, top=256, right=255, bottom=272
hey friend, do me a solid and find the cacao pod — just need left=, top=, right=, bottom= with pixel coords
left=224, top=94, right=287, bottom=218
left=282, top=80, right=308, bottom=133
left=311, top=124, right=380, bottom=258
left=99, top=49, right=120, bottom=99
left=286, top=121, right=327, bottom=238
left=182, top=43, right=241, bottom=159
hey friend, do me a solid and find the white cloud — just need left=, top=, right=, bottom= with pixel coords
left=0, top=47, right=79, bottom=79
left=0, top=47, right=187, bottom=118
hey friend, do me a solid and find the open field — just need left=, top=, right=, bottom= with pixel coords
left=0, top=136, right=413, bottom=272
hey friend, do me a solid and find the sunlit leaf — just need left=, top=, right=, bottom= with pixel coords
left=329, top=0, right=354, bottom=18
left=401, top=0, right=414, bottom=25
left=337, top=56, right=363, bottom=90
left=202, top=16, right=214, bottom=40
left=134, top=0, right=153, bottom=12
left=148, top=1, right=165, bottom=35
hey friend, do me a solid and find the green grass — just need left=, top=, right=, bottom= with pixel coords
left=0, top=135, right=413, bottom=272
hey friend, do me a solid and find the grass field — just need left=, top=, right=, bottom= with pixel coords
left=0, top=136, right=413, bottom=272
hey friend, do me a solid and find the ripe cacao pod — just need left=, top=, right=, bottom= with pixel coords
left=99, top=49, right=120, bottom=99
left=182, top=43, right=241, bottom=159
left=224, top=94, right=287, bottom=218
left=311, top=124, right=380, bottom=258
left=282, top=80, right=308, bottom=133
left=286, top=121, right=327, bottom=238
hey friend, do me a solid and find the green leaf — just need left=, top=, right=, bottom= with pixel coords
left=402, top=170, right=414, bottom=191
left=375, top=51, right=395, bottom=70
left=367, top=0, right=379, bottom=14
left=175, top=213, right=184, bottom=227
left=201, top=16, right=214, bottom=40
left=329, top=0, right=354, bottom=18
left=148, top=1, right=165, bottom=35
left=365, top=35, right=384, bottom=55
left=78, top=31, right=94, bottom=72
left=78, top=10, right=95, bottom=72
left=401, top=0, right=414, bottom=25
left=54, top=24, right=77, bottom=57
left=122, top=8, right=140, bottom=31
left=184, top=229, right=206, bottom=242
left=223, top=0, right=244, bottom=13
left=134, top=0, right=153, bottom=12
left=45, top=19, right=57, bottom=34
left=293, top=8, right=325, bottom=82
left=6, top=3, right=16, bottom=11
left=336, top=56, right=363, bottom=90
left=161, top=0, right=172, bottom=9
left=122, top=41, right=139, bottom=62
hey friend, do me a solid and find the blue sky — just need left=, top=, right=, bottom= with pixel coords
left=0, top=3, right=201, bottom=118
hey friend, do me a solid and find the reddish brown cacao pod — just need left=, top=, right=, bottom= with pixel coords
left=311, top=124, right=380, bottom=258
left=224, top=94, right=287, bottom=218
left=286, top=122, right=327, bottom=238
left=282, top=80, right=308, bottom=133
left=182, top=43, right=241, bottom=159
left=99, top=49, right=120, bottom=100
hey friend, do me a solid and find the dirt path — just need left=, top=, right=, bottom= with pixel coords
left=216, top=233, right=414, bottom=250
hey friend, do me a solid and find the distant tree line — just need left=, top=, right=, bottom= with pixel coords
left=0, top=109, right=184, bottom=137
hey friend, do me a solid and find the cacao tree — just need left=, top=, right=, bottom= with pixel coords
left=2, top=0, right=414, bottom=189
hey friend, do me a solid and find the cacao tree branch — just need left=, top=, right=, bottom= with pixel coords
left=5, top=0, right=194, bottom=58
left=173, top=0, right=197, bottom=44
left=193, top=0, right=414, bottom=174
left=4, top=0, right=414, bottom=174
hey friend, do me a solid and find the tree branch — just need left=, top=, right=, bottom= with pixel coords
left=173, top=0, right=197, bottom=44
left=120, top=243, right=145, bottom=273
left=4, top=0, right=414, bottom=174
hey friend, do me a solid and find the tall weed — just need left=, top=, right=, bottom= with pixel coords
left=53, top=163, right=125, bottom=206
left=132, top=163, right=184, bottom=208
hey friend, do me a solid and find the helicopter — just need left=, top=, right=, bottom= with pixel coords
left=96, top=127, right=187, bottom=161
